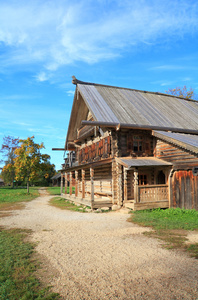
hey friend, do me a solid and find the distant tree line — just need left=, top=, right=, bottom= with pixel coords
left=0, top=136, right=56, bottom=193
left=165, top=86, right=197, bottom=100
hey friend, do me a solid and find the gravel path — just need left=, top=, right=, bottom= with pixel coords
left=1, top=189, right=198, bottom=299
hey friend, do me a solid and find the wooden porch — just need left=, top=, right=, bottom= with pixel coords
left=61, top=193, right=113, bottom=209
left=60, top=162, right=114, bottom=210
left=124, top=184, right=169, bottom=210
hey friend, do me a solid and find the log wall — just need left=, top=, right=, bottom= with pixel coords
left=155, top=138, right=198, bottom=210
left=154, top=140, right=198, bottom=168
left=76, top=164, right=112, bottom=200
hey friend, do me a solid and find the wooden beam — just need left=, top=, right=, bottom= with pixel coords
left=70, top=172, right=73, bottom=196
left=134, top=169, right=139, bottom=203
left=90, top=168, right=94, bottom=209
left=81, top=121, right=198, bottom=135
left=75, top=170, right=78, bottom=197
left=124, top=167, right=128, bottom=203
left=82, top=169, right=85, bottom=199
left=65, top=172, right=67, bottom=194
left=52, top=148, right=65, bottom=151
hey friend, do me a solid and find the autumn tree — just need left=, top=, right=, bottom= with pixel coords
left=35, top=160, right=56, bottom=186
left=165, top=86, right=196, bottom=100
left=14, top=136, right=51, bottom=193
left=0, top=136, right=19, bottom=186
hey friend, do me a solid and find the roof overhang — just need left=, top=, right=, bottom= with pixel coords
left=82, top=121, right=198, bottom=135
left=116, top=157, right=172, bottom=169
left=152, top=130, right=198, bottom=154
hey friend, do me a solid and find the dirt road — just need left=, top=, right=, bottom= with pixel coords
left=1, top=189, right=198, bottom=299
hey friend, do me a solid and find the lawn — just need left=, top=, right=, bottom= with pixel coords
left=0, top=187, right=40, bottom=210
left=129, top=208, right=198, bottom=258
left=49, top=197, right=89, bottom=212
left=47, top=187, right=61, bottom=195
left=47, top=186, right=75, bottom=196
left=130, top=208, right=198, bottom=231
left=0, top=228, right=59, bottom=300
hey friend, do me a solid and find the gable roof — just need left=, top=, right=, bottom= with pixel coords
left=66, top=78, right=198, bottom=148
left=153, top=131, right=198, bottom=154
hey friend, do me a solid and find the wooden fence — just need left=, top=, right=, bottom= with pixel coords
left=138, top=184, right=168, bottom=203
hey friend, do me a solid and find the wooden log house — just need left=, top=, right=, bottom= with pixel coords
left=59, top=77, right=198, bottom=210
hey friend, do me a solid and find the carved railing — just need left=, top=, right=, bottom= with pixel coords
left=138, top=184, right=168, bottom=203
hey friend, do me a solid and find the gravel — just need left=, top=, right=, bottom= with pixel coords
left=1, top=189, right=198, bottom=299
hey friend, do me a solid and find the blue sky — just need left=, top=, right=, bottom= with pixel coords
left=0, top=0, right=198, bottom=170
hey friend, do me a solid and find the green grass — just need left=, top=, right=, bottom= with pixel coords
left=47, top=186, right=75, bottom=196
left=129, top=208, right=198, bottom=259
left=0, top=187, right=39, bottom=209
left=0, top=228, right=59, bottom=299
left=47, top=187, right=61, bottom=196
left=49, top=197, right=89, bottom=212
left=130, top=208, right=198, bottom=231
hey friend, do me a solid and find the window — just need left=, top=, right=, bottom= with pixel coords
left=133, top=136, right=142, bottom=152
left=139, top=175, right=147, bottom=185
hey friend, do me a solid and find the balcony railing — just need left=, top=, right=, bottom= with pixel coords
left=138, top=184, right=168, bottom=203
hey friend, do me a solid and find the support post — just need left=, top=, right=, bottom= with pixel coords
left=90, top=168, right=94, bottom=209
left=124, top=167, right=128, bottom=203
left=75, top=170, right=78, bottom=197
left=82, top=169, right=85, bottom=199
left=65, top=172, right=67, bottom=194
left=112, top=160, right=116, bottom=204
left=60, top=172, right=63, bottom=194
left=70, top=171, right=73, bottom=196
left=134, top=168, right=139, bottom=203
left=117, top=163, right=122, bottom=207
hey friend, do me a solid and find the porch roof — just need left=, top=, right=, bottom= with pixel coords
left=116, top=157, right=172, bottom=168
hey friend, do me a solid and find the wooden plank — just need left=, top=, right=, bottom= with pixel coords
left=82, top=169, right=85, bottom=199
left=90, top=168, right=94, bottom=208
left=134, top=201, right=169, bottom=211
left=65, top=172, right=67, bottom=194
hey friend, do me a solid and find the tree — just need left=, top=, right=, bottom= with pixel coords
left=0, top=136, right=19, bottom=186
left=14, top=136, right=51, bottom=193
left=35, top=161, right=56, bottom=186
left=165, top=86, right=196, bottom=100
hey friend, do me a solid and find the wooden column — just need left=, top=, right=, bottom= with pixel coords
left=124, top=167, right=128, bottom=203
left=82, top=169, right=85, bottom=199
left=112, top=160, right=116, bottom=204
left=134, top=169, right=139, bottom=203
left=64, top=172, right=67, bottom=194
left=169, top=169, right=175, bottom=209
left=90, top=168, right=94, bottom=209
left=117, top=163, right=123, bottom=207
left=75, top=170, right=78, bottom=197
left=70, top=171, right=73, bottom=196
left=60, top=172, right=63, bottom=194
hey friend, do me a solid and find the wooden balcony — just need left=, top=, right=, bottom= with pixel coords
left=125, top=184, right=169, bottom=210
left=138, top=184, right=168, bottom=202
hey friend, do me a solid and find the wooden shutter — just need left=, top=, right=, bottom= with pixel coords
left=107, top=136, right=111, bottom=154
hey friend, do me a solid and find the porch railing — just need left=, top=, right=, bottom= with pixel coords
left=138, top=184, right=168, bottom=203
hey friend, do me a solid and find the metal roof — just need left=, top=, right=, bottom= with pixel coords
left=77, top=83, right=198, bottom=131
left=116, top=157, right=172, bottom=168
left=153, top=131, right=198, bottom=154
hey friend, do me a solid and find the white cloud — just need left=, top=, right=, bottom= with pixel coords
left=0, top=0, right=198, bottom=80
left=149, top=65, right=185, bottom=71
left=35, top=71, right=49, bottom=82
left=67, top=90, right=75, bottom=96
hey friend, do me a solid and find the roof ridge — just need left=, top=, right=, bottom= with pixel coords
left=71, top=76, right=198, bottom=103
